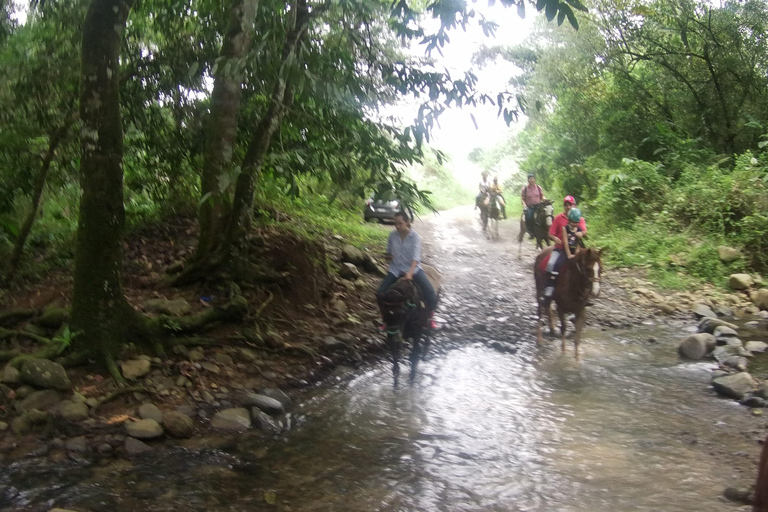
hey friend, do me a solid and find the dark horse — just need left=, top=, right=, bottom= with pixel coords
left=533, top=246, right=602, bottom=359
left=518, top=199, right=554, bottom=256
left=477, top=190, right=490, bottom=233
left=486, top=192, right=502, bottom=240
left=755, top=435, right=768, bottom=511
left=377, top=264, right=442, bottom=386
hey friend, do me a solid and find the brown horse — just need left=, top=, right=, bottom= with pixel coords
left=533, top=246, right=602, bottom=359
left=755, top=435, right=768, bottom=510
left=377, top=264, right=442, bottom=386
left=518, top=200, right=554, bottom=257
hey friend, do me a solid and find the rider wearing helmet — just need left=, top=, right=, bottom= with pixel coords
left=542, top=197, right=587, bottom=300
left=521, top=173, right=545, bottom=236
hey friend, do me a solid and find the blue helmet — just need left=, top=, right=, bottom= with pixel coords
left=567, top=207, right=582, bottom=222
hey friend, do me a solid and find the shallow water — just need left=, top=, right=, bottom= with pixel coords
left=2, top=323, right=760, bottom=512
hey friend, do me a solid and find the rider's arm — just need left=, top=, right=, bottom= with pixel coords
left=405, top=233, right=422, bottom=279
left=575, top=218, right=587, bottom=238
left=405, top=259, right=418, bottom=280
left=548, top=218, right=562, bottom=245
left=563, top=227, right=574, bottom=258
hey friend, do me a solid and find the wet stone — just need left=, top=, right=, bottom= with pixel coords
left=125, top=419, right=164, bottom=439
left=59, top=401, right=90, bottom=422
left=0, top=365, right=20, bottom=385
left=240, top=393, right=284, bottom=414
left=20, top=359, right=71, bottom=391
left=210, top=408, right=251, bottom=432
left=65, top=437, right=88, bottom=453
left=138, top=403, right=163, bottom=423
left=124, top=437, right=153, bottom=455
left=120, top=359, right=152, bottom=380
left=17, top=389, right=61, bottom=414
left=251, top=409, right=281, bottom=433
left=162, top=410, right=195, bottom=439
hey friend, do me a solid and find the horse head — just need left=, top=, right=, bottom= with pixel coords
left=377, top=278, right=419, bottom=336
left=536, top=200, right=554, bottom=228
left=575, top=247, right=602, bottom=297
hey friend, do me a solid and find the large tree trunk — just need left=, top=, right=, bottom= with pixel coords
left=71, top=0, right=148, bottom=372
left=196, top=0, right=260, bottom=260
left=223, top=0, right=309, bottom=250
left=4, top=113, right=77, bottom=282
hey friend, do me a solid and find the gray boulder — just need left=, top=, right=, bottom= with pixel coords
left=717, top=246, right=741, bottom=263
left=0, top=364, right=20, bottom=385
left=20, top=359, right=71, bottom=391
left=711, top=372, right=756, bottom=400
left=678, top=333, right=716, bottom=360
left=210, top=408, right=251, bottom=431
left=125, top=418, right=164, bottom=439
left=753, top=289, right=768, bottom=310
left=339, top=262, right=361, bottom=280
left=692, top=304, right=717, bottom=319
left=341, top=244, right=366, bottom=266
left=162, top=410, right=195, bottom=438
left=59, top=401, right=90, bottom=422
left=713, top=326, right=739, bottom=338
left=124, top=437, right=153, bottom=455
left=698, top=317, right=738, bottom=334
left=120, top=359, right=151, bottom=380
left=251, top=409, right=281, bottom=433
left=260, top=388, right=292, bottom=408
left=240, top=393, right=284, bottom=414
left=729, top=273, right=754, bottom=290
left=138, top=403, right=163, bottom=423
left=746, top=341, right=768, bottom=353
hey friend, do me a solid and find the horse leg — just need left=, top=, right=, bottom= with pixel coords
left=536, top=301, right=543, bottom=346
left=386, top=333, right=401, bottom=387
left=547, top=302, right=555, bottom=337
left=410, top=331, right=423, bottom=383
left=574, top=310, right=586, bottom=360
left=559, top=309, right=567, bottom=353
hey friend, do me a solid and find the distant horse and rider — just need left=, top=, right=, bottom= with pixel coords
left=476, top=174, right=506, bottom=240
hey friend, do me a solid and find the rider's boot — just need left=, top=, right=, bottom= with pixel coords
left=540, top=273, right=557, bottom=301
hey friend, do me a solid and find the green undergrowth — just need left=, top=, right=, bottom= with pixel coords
left=590, top=215, right=752, bottom=291
left=257, top=185, right=388, bottom=253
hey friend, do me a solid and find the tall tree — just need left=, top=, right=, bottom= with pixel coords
left=71, top=0, right=149, bottom=376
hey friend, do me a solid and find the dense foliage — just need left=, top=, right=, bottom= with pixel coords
left=475, top=0, right=768, bottom=285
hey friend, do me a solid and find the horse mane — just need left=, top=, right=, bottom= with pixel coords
left=380, top=278, right=417, bottom=305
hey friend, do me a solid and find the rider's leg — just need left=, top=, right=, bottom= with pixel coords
left=525, top=208, right=534, bottom=235
left=412, top=269, right=438, bottom=327
left=499, top=195, right=507, bottom=218
left=377, top=272, right=399, bottom=298
left=542, top=250, right=562, bottom=299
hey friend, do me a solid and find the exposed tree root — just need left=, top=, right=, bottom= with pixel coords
left=91, top=385, right=151, bottom=413
left=153, top=295, right=248, bottom=334
left=0, top=327, right=51, bottom=344
left=7, top=344, right=61, bottom=368
left=0, top=309, right=36, bottom=328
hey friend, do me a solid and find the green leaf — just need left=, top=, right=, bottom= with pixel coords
left=517, top=1, right=525, bottom=18
left=545, top=1, right=558, bottom=21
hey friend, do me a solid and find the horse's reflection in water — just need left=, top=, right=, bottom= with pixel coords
left=376, top=264, right=442, bottom=386
left=533, top=246, right=603, bottom=359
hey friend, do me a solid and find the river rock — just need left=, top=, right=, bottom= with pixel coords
left=698, top=317, right=738, bottom=334
left=692, top=304, right=717, bottom=319
left=20, top=359, right=71, bottom=391
left=144, top=298, right=192, bottom=316
left=213, top=352, right=234, bottom=366
left=678, top=333, right=715, bottom=360
left=0, top=421, right=7, bottom=431
left=239, top=393, right=284, bottom=414
left=210, top=408, right=251, bottom=431
left=746, top=341, right=768, bottom=353
left=339, top=262, right=361, bottom=280
left=162, top=410, right=195, bottom=438
left=740, top=396, right=765, bottom=408
left=711, top=372, right=756, bottom=400
left=259, top=388, right=292, bottom=408
left=717, top=246, right=741, bottom=263
left=120, top=359, right=151, bottom=380
left=717, top=337, right=743, bottom=349
left=729, top=274, right=754, bottom=290
left=238, top=347, right=260, bottom=363
left=753, top=289, right=768, bottom=310
left=712, top=345, right=748, bottom=362
left=138, top=403, right=163, bottom=423
left=251, top=409, right=281, bottom=433
left=65, top=436, right=88, bottom=453
left=59, top=401, right=90, bottom=421
left=125, top=418, right=164, bottom=439
left=721, top=356, right=749, bottom=371
left=341, top=244, right=366, bottom=266
left=0, top=364, right=20, bottom=385
left=712, top=305, right=734, bottom=317
left=713, top=325, right=739, bottom=338
left=124, top=437, right=153, bottom=455
left=17, top=389, right=61, bottom=413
